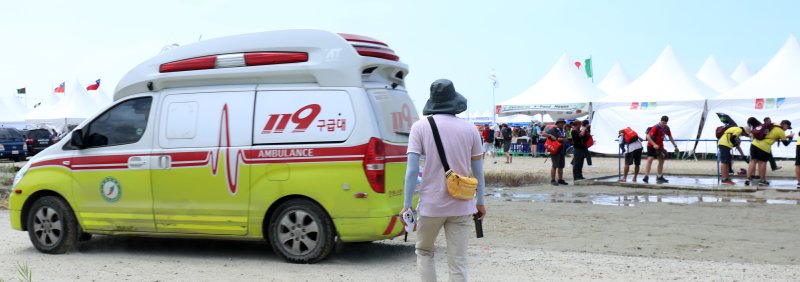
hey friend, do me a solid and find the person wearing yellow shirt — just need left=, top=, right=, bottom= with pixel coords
left=746, top=120, right=793, bottom=187
left=718, top=126, right=745, bottom=185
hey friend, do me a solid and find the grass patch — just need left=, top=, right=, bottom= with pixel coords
left=485, top=171, right=545, bottom=187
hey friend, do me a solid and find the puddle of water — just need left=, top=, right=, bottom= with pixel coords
left=488, top=192, right=799, bottom=207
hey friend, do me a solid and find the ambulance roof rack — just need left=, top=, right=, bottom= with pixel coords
left=114, top=29, right=408, bottom=101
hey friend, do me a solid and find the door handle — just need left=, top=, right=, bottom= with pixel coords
left=158, top=155, right=171, bottom=169
left=128, top=156, right=148, bottom=168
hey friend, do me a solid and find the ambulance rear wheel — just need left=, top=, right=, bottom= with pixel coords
left=26, top=196, right=79, bottom=254
left=268, top=199, right=335, bottom=263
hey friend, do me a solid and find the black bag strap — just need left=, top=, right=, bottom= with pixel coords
left=427, top=116, right=450, bottom=172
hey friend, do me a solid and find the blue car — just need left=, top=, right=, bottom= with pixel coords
left=0, top=128, right=27, bottom=162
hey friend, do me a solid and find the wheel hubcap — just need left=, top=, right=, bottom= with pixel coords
left=32, top=206, right=63, bottom=247
left=276, top=210, right=320, bottom=256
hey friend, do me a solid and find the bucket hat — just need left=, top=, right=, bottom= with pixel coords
left=422, top=79, right=467, bottom=115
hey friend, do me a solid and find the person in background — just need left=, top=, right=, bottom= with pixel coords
left=763, top=117, right=782, bottom=171
left=481, top=124, right=494, bottom=159
left=402, top=79, right=485, bottom=282
left=570, top=120, right=588, bottom=181
left=643, top=115, right=679, bottom=184
left=718, top=126, right=746, bottom=185
left=746, top=120, right=792, bottom=187
left=582, top=120, right=593, bottom=167
left=493, top=123, right=503, bottom=155
left=542, top=119, right=569, bottom=186
left=530, top=121, right=541, bottom=157
left=794, top=128, right=799, bottom=189
left=501, top=123, right=513, bottom=164
left=618, top=128, right=644, bottom=182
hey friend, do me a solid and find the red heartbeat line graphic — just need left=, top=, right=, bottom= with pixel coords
left=209, top=104, right=244, bottom=195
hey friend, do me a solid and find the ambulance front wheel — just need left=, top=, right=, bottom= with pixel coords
left=267, top=199, right=335, bottom=263
left=26, top=196, right=79, bottom=254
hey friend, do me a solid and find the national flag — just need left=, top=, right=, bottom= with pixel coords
left=489, top=73, right=498, bottom=88
left=54, top=82, right=65, bottom=93
left=86, top=79, right=101, bottom=91
left=574, top=61, right=582, bottom=68
left=584, top=58, right=593, bottom=78
left=16, top=87, right=26, bottom=94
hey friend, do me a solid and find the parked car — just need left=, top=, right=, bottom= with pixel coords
left=24, top=129, right=56, bottom=156
left=0, top=128, right=28, bottom=162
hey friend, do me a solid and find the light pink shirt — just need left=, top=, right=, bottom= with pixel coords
left=407, top=114, right=483, bottom=217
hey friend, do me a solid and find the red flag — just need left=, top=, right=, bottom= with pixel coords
left=54, top=82, right=65, bottom=93
left=574, top=61, right=582, bottom=68
left=86, top=79, right=101, bottom=91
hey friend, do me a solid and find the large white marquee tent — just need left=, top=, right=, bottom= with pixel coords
left=696, top=55, right=737, bottom=94
left=26, top=80, right=105, bottom=131
left=591, top=45, right=719, bottom=155
left=497, top=53, right=607, bottom=121
left=730, top=61, right=754, bottom=84
left=597, top=62, right=632, bottom=96
left=699, top=35, right=800, bottom=158
left=0, top=94, right=27, bottom=129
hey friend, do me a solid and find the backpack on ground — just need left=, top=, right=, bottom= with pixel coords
left=715, top=125, right=733, bottom=139
left=751, top=122, right=773, bottom=140
left=622, top=127, right=638, bottom=143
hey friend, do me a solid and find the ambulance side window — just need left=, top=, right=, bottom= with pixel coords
left=84, top=97, right=152, bottom=148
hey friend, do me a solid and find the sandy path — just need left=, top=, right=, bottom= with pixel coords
left=1, top=157, right=799, bottom=281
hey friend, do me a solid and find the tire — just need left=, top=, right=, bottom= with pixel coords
left=267, top=199, right=335, bottom=263
left=26, top=196, right=79, bottom=254
left=79, top=232, right=93, bottom=242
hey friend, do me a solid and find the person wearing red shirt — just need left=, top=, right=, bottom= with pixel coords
left=643, top=115, right=678, bottom=184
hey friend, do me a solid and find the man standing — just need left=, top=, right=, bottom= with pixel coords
left=530, top=122, right=541, bottom=157
left=501, top=123, right=513, bottom=163
left=718, top=126, right=746, bottom=185
left=643, top=115, right=678, bottom=184
left=570, top=120, right=588, bottom=181
left=481, top=124, right=494, bottom=159
left=402, top=79, right=486, bottom=282
left=542, top=119, right=569, bottom=186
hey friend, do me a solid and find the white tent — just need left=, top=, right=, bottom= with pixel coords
left=597, top=62, right=632, bottom=96
left=88, top=87, right=112, bottom=109
left=696, top=55, right=737, bottom=94
left=498, top=114, right=535, bottom=126
left=730, top=61, right=754, bottom=84
left=592, top=45, right=718, bottom=154
left=497, top=53, right=607, bottom=119
left=27, top=80, right=102, bottom=130
left=0, top=94, right=27, bottom=129
left=699, top=35, right=800, bottom=157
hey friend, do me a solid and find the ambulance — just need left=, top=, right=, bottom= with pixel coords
left=9, top=29, right=419, bottom=263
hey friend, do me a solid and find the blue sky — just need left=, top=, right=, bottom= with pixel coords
left=1, top=0, right=798, bottom=115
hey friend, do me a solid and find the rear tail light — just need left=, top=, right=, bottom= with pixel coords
left=354, top=47, right=399, bottom=61
left=339, top=33, right=400, bottom=61
left=244, top=52, right=308, bottom=66
left=363, top=137, right=386, bottom=193
left=25, top=138, right=33, bottom=145
left=159, top=56, right=216, bottom=73
left=159, top=52, right=308, bottom=73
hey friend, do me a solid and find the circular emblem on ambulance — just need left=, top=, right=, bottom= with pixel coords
left=99, top=177, right=122, bottom=202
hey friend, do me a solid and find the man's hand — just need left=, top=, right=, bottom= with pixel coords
left=475, top=205, right=486, bottom=220
left=654, top=144, right=660, bottom=150
left=400, top=207, right=411, bottom=226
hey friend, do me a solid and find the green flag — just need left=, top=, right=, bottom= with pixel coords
left=16, top=87, right=25, bottom=94
left=584, top=58, right=593, bottom=78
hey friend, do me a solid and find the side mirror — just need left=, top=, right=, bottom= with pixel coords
left=70, top=129, right=85, bottom=149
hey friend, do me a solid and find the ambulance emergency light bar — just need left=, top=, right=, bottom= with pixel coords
left=159, top=33, right=398, bottom=73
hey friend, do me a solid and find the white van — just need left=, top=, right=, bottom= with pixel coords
left=10, top=29, right=419, bottom=263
